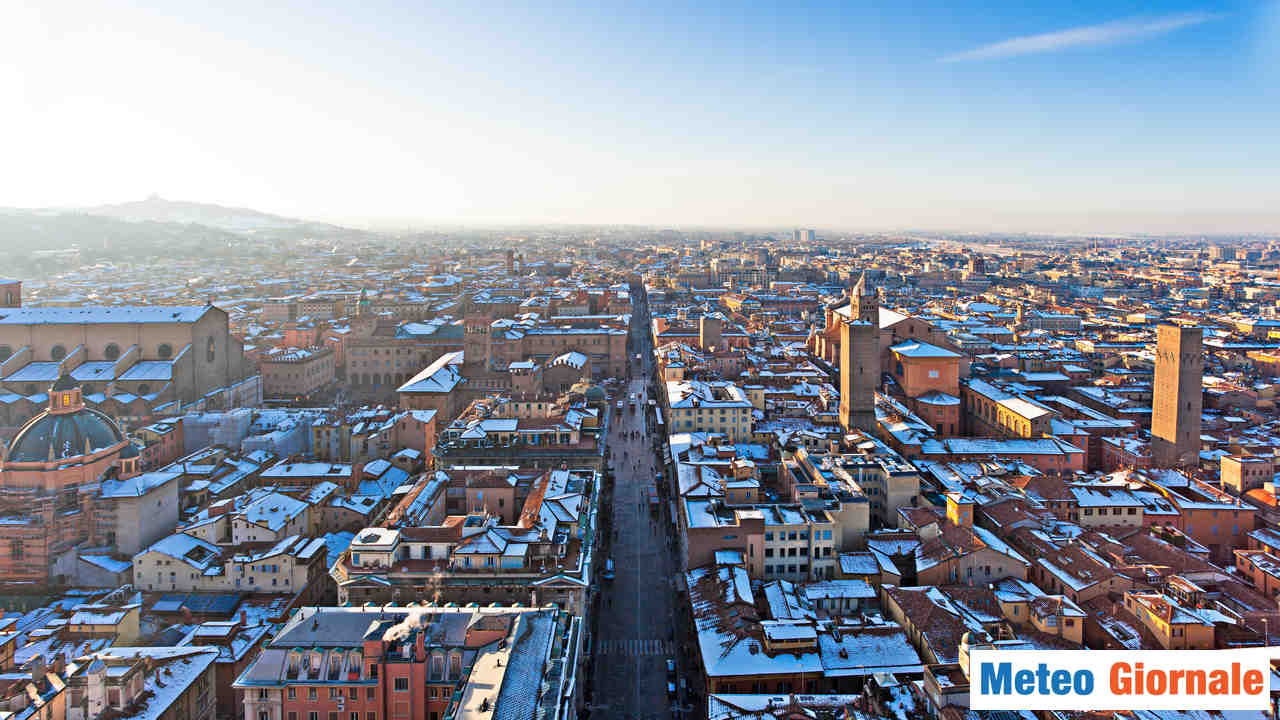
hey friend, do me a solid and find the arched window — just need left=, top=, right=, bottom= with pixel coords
left=51, top=345, right=66, bottom=361
left=138, top=384, right=151, bottom=395
left=104, top=343, right=120, bottom=361
left=206, top=336, right=216, bottom=362
left=158, top=344, right=173, bottom=360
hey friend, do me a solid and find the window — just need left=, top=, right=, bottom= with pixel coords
left=310, top=714, right=319, bottom=720
left=348, top=688, right=357, bottom=699
left=366, top=688, right=375, bottom=700
left=289, top=714, right=297, bottom=720
left=207, top=335, right=217, bottom=362
left=261, top=713, right=271, bottom=720
left=394, top=678, right=409, bottom=691
left=0, top=346, right=10, bottom=362
left=104, top=343, right=121, bottom=361
left=288, top=689, right=296, bottom=700
left=158, top=343, right=173, bottom=359
left=329, top=688, right=340, bottom=698
left=309, top=689, right=318, bottom=701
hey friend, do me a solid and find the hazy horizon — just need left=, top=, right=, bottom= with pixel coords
left=6, top=1, right=1280, bottom=235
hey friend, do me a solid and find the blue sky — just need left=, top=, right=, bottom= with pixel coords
left=4, top=0, right=1277, bottom=233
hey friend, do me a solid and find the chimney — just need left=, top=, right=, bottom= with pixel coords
left=240, top=610, right=248, bottom=627
left=28, top=654, right=45, bottom=684
left=51, top=656, right=65, bottom=677
left=415, top=628, right=427, bottom=662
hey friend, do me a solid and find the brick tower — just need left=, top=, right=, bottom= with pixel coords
left=1151, top=323, right=1203, bottom=468
left=839, top=272, right=880, bottom=433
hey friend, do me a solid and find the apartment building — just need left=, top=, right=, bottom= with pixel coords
left=133, top=533, right=329, bottom=597
left=665, top=380, right=753, bottom=442
left=682, top=498, right=844, bottom=582
left=65, top=647, right=218, bottom=720
left=463, top=312, right=628, bottom=380
left=260, top=346, right=336, bottom=399
left=433, top=397, right=603, bottom=471
left=234, top=605, right=581, bottom=720
left=961, top=378, right=1054, bottom=438
left=783, top=449, right=920, bottom=529
left=329, top=468, right=598, bottom=614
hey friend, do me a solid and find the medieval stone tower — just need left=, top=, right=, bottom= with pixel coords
left=1151, top=323, right=1203, bottom=468
left=839, top=272, right=880, bottom=433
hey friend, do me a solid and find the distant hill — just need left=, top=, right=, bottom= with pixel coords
left=0, top=197, right=378, bottom=273
left=0, top=210, right=246, bottom=255
left=75, top=195, right=345, bottom=234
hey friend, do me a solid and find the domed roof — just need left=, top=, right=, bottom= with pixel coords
left=5, top=406, right=125, bottom=463
left=118, top=441, right=141, bottom=459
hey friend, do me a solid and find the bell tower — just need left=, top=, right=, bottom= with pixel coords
left=839, top=272, right=880, bottom=433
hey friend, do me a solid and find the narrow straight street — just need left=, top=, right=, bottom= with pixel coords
left=589, top=287, right=690, bottom=720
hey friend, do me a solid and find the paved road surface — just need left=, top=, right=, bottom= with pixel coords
left=588, top=287, right=694, bottom=720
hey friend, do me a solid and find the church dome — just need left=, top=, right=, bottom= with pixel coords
left=5, top=406, right=125, bottom=463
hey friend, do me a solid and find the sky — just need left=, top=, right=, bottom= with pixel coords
left=3, top=0, right=1279, bottom=234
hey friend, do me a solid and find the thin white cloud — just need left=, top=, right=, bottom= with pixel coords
left=941, top=12, right=1223, bottom=63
